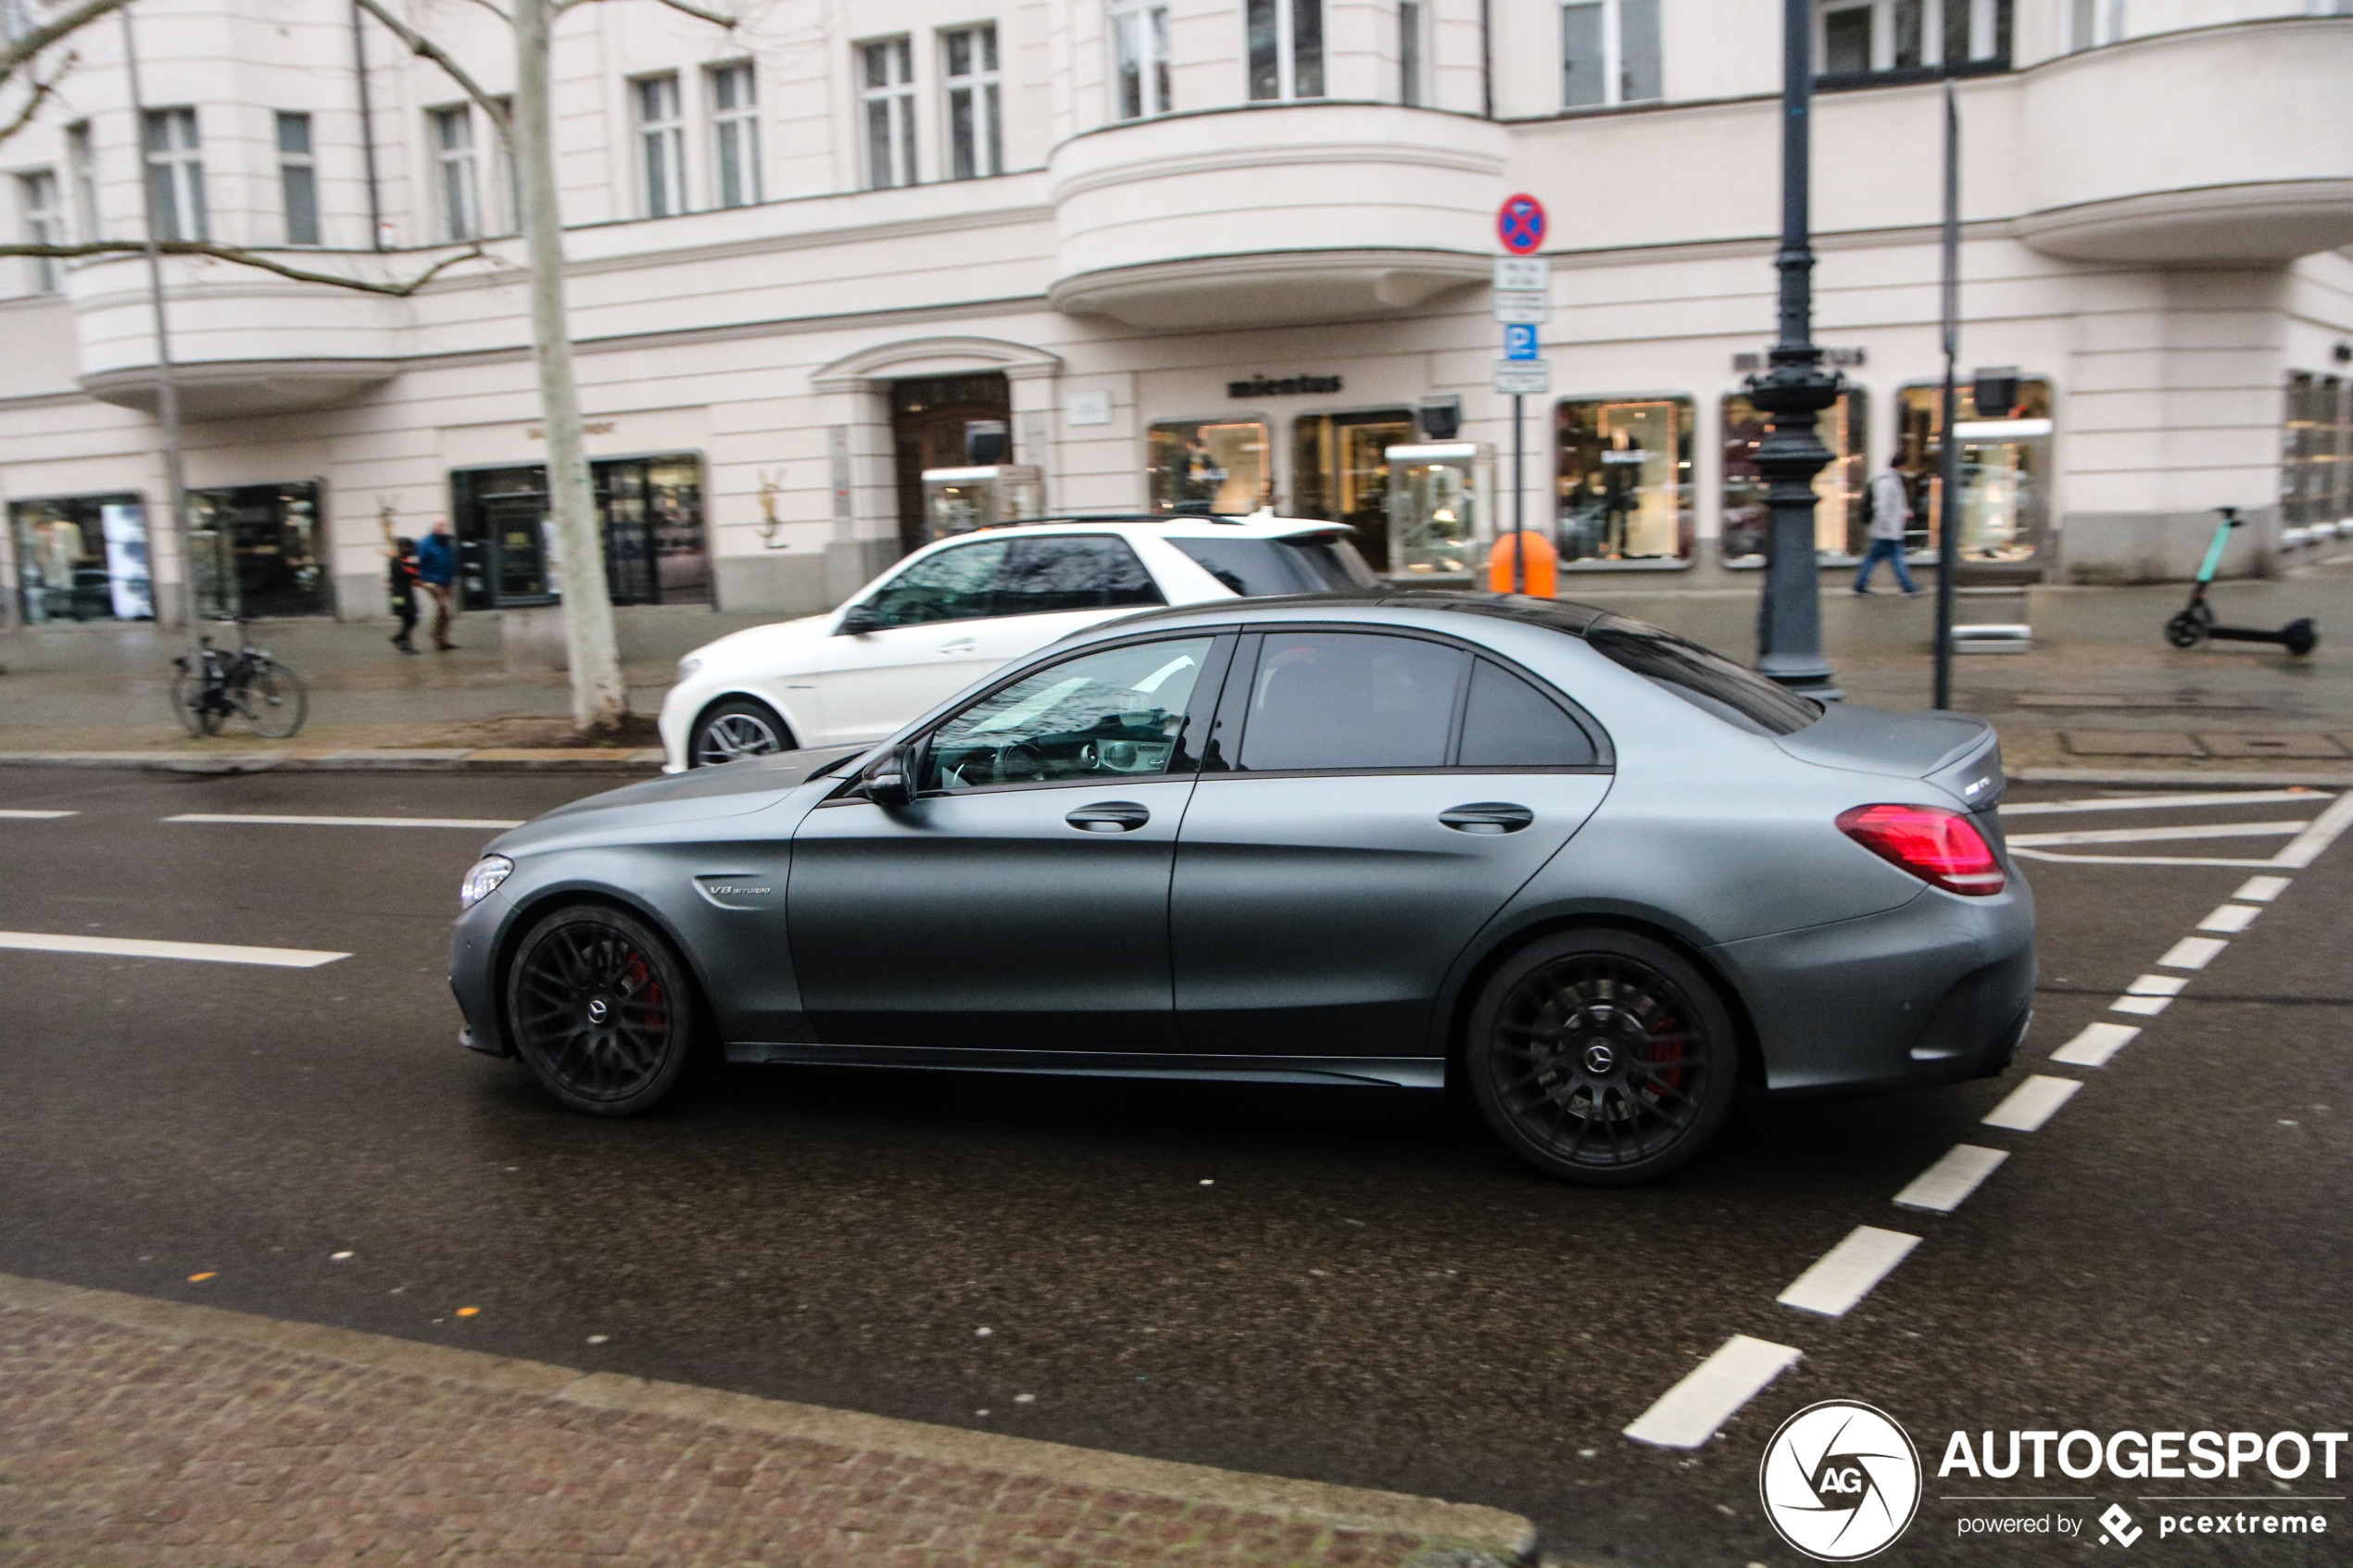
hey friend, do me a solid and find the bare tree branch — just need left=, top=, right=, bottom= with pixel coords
left=0, top=0, right=123, bottom=92
left=556, top=0, right=738, bottom=30
left=0, top=240, right=495, bottom=296
left=0, top=57, right=67, bottom=145
left=350, top=0, right=513, bottom=139
left=454, top=0, right=514, bottom=22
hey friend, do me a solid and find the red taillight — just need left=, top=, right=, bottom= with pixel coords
left=1837, top=803, right=2006, bottom=896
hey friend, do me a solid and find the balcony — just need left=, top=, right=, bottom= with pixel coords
left=1047, top=103, right=1506, bottom=330
left=2015, top=19, right=2353, bottom=264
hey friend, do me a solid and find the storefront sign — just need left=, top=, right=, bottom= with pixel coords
left=1227, top=375, right=1343, bottom=398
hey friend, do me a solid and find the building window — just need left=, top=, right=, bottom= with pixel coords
left=449, top=456, right=710, bottom=609
left=1555, top=395, right=1693, bottom=562
left=1248, top=0, right=1323, bottom=100
left=18, top=170, right=60, bottom=292
left=430, top=106, right=479, bottom=241
left=708, top=62, right=761, bottom=207
left=141, top=107, right=207, bottom=241
left=635, top=74, right=687, bottom=217
left=861, top=37, right=916, bottom=189
left=1894, top=378, right=2051, bottom=563
left=1720, top=389, right=1871, bottom=561
left=1110, top=0, right=1172, bottom=119
left=941, top=25, right=1001, bottom=180
left=272, top=112, right=320, bottom=246
left=10, top=495, right=152, bottom=624
left=2284, top=374, right=2351, bottom=533
left=1562, top=0, right=1661, bottom=109
left=1149, top=420, right=1269, bottom=515
left=1818, top=0, right=2010, bottom=78
left=1399, top=0, right=1424, bottom=106
left=66, top=122, right=99, bottom=241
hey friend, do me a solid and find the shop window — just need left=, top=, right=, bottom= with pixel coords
left=1816, top=0, right=2009, bottom=81
left=1555, top=396, right=1693, bottom=563
left=1562, top=0, right=1661, bottom=109
left=1150, top=420, right=1269, bottom=515
left=1111, top=0, right=1173, bottom=119
left=450, top=457, right=711, bottom=609
left=10, top=494, right=150, bottom=622
left=1248, top=0, right=1323, bottom=101
left=1292, top=409, right=1414, bottom=571
left=1719, top=388, right=1871, bottom=561
left=187, top=483, right=330, bottom=619
left=1894, top=377, right=2051, bottom=565
left=2284, top=373, right=2351, bottom=531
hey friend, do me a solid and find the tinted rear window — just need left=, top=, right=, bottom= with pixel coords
left=1458, top=659, right=1598, bottom=766
left=1586, top=613, right=1822, bottom=736
left=1173, top=534, right=1380, bottom=596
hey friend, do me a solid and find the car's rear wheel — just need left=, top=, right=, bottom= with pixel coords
left=689, top=698, right=792, bottom=767
left=505, top=904, right=696, bottom=1116
left=1466, top=929, right=1737, bottom=1185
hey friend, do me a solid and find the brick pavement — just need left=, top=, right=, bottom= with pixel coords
left=0, top=1278, right=1530, bottom=1568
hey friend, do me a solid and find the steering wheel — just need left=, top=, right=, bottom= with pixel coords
left=992, top=742, right=1048, bottom=784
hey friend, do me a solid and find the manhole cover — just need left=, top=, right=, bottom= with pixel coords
left=2196, top=733, right=2349, bottom=759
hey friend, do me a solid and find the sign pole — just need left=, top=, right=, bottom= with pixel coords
left=1511, top=394, right=1526, bottom=593
left=1931, top=79, right=1961, bottom=710
left=1493, top=194, right=1549, bottom=598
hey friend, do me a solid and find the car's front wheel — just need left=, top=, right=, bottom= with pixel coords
left=505, top=904, right=697, bottom=1116
left=689, top=698, right=792, bottom=767
left=1466, top=929, right=1737, bottom=1185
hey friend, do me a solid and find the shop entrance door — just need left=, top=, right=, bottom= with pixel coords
left=484, top=493, right=552, bottom=602
left=188, top=483, right=331, bottom=619
left=891, top=373, right=1012, bottom=558
left=1293, top=411, right=1413, bottom=571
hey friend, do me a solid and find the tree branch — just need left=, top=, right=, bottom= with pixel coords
left=350, top=0, right=512, bottom=139
left=0, top=58, right=65, bottom=145
left=454, top=0, right=514, bottom=22
left=0, top=241, right=495, bottom=296
left=0, top=0, right=123, bottom=91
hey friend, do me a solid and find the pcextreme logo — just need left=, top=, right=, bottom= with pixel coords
left=1759, top=1400, right=1924, bottom=1561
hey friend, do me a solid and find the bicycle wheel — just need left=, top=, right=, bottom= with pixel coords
left=238, top=661, right=308, bottom=739
left=170, top=671, right=227, bottom=736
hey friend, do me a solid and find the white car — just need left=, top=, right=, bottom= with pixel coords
left=658, top=514, right=1380, bottom=770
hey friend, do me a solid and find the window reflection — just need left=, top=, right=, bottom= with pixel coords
left=1556, top=396, right=1693, bottom=562
left=1896, top=378, right=2051, bottom=564
left=1149, top=420, right=1268, bottom=514
left=1720, top=388, right=1870, bottom=560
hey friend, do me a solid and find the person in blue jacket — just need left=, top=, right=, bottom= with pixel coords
left=414, top=517, right=459, bottom=650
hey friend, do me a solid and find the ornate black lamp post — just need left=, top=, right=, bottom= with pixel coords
left=1749, top=0, right=1843, bottom=698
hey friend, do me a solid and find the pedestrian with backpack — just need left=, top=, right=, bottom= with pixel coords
left=1854, top=452, right=1923, bottom=596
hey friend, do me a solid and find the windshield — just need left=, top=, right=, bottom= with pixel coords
left=1172, top=533, right=1380, bottom=596
left=1586, top=613, right=1822, bottom=736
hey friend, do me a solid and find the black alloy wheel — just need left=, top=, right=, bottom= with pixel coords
left=1467, top=929, right=1737, bottom=1185
left=505, top=904, right=698, bottom=1115
left=690, top=698, right=791, bottom=767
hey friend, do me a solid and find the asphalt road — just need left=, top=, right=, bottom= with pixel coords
left=1, top=765, right=2346, bottom=1566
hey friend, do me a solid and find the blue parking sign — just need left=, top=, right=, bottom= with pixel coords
left=1503, top=323, right=1541, bottom=361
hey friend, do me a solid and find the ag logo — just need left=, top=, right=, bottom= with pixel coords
left=1758, top=1400, right=1922, bottom=1561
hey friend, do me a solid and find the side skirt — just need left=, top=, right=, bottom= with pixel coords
left=721, top=1040, right=1445, bottom=1090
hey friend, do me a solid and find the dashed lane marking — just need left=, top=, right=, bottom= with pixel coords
left=2113, top=974, right=2187, bottom=1016
left=2233, top=874, right=2291, bottom=902
left=1622, top=1336, right=1803, bottom=1449
left=2198, top=903, right=2262, bottom=934
left=2051, top=1022, right=2141, bottom=1067
left=1982, top=1075, right=2084, bottom=1133
left=0, top=932, right=347, bottom=968
left=1777, top=1226, right=1921, bottom=1318
left=2005, top=821, right=2309, bottom=849
left=1998, top=790, right=2327, bottom=818
left=165, top=813, right=524, bottom=830
left=1894, top=1145, right=2009, bottom=1213
left=2157, top=936, right=2228, bottom=970
left=0, top=809, right=77, bottom=819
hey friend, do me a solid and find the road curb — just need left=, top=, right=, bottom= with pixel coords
left=0, top=1271, right=1538, bottom=1562
left=2011, top=767, right=2353, bottom=787
left=0, top=747, right=666, bottom=774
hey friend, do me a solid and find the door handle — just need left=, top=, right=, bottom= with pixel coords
left=1439, top=802, right=1534, bottom=834
left=1066, top=800, right=1151, bottom=833
left=937, top=637, right=977, bottom=655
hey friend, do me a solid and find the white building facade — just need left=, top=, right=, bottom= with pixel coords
left=2, top=0, right=2349, bottom=626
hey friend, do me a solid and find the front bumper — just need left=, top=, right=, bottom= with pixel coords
left=450, top=894, right=511, bottom=1057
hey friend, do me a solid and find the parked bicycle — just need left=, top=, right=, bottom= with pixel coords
left=171, top=621, right=308, bottom=739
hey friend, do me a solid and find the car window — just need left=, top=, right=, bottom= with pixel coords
left=863, top=540, right=1011, bottom=629
left=1586, top=613, right=1822, bottom=736
left=1458, top=659, right=1598, bottom=766
left=1237, top=632, right=1466, bottom=772
left=993, top=535, right=1164, bottom=617
left=1171, top=533, right=1379, bottom=596
left=922, top=636, right=1214, bottom=791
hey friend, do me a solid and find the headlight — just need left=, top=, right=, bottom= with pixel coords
left=676, top=654, right=704, bottom=678
left=459, top=855, right=514, bottom=909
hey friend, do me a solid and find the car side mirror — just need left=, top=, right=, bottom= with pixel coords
left=837, top=602, right=879, bottom=635
left=860, top=743, right=915, bottom=807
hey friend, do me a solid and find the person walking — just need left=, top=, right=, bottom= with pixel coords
left=1854, top=453, right=1922, bottom=596
left=387, top=536, right=422, bottom=654
left=414, top=517, right=460, bottom=649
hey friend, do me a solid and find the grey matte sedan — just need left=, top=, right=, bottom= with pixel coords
left=449, top=593, right=2033, bottom=1185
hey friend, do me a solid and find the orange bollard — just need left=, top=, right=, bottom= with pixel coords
left=1488, top=531, right=1558, bottom=597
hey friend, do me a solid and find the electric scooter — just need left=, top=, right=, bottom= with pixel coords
left=2163, top=507, right=2318, bottom=656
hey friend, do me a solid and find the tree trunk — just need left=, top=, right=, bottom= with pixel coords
left=514, top=0, right=625, bottom=733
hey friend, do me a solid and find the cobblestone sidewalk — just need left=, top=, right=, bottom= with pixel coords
left=0, top=1277, right=1531, bottom=1568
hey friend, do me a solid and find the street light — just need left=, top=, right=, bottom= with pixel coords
left=1749, top=0, right=1843, bottom=700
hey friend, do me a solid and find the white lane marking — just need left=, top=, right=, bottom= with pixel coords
left=2198, top=904, right=2261, bottom=934
left=2112, top=995, right=2172, bottom=1016
left=1622, top=1336, right=1804, bottom=1449
left=1894, top=1145, right=2010, bottom=1212
left=2126, top=973, right=2187, bottom=996
left=2011, top=850, right=2286, bottom=868
left=1982, top=1075, right=2083, bottom=1133
left=2233, top=874, right=2291, bottom=902
left=166, top=813, right=524, bottom=829
left=2052, top=1022, right=2140, bottom=1067
left=2000, top=789, right=2329, bottom=818
left=2158, top=936, right=2228, bottom=970
left=0, top=931, right=347, bottom=968
left=1777, top=1227, right=1921, bottom=1318
left=2274, top=788, right=2353, bottom=870
left=0, top=809, right=78, bottom=819
left=2004, top=821, right=2309, bottom=848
